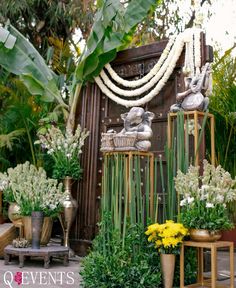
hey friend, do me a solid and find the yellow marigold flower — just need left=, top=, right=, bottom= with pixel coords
left=155, top=240, right=162, bottom=248
left=145, top=223, right=160, bottom=235
left=148, top=234, right=157, bottom=242
left=145, top=220, right=188, bottom=252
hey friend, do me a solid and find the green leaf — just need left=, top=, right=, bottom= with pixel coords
left=20, top=74, right=62, bottom=103
left=75, top=0, right=160, bottom=84
left=0, top=26, right=10, bottom=43
left=0, top=24, right=65, bottom=106
left=123, top=0, right=157, bottom=33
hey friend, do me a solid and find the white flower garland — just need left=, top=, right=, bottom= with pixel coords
left=104, top=35, right=176, bottom=88
left=100, top=34, right=184, bottom=97
left=194, top=28, right=202, bottom=75
left=95, top=34, right=185, bottom=107
left=95, top=27, right=203, bottom=107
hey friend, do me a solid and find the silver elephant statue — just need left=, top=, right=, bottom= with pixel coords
left=118, top=107, right=154, bottom=151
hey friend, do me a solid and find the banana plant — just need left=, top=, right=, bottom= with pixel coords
left=0, top=0, right=159, bottom=132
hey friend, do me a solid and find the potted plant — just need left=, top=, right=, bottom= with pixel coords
left=145, top=220, right=188, bottom=288
left=175, top=160, right=236, bottom=241
left=35, top=124, right=89, bottom=254
left=35, top=124, right=89, bottom=180
left=3, top=161, right=66, bottom=245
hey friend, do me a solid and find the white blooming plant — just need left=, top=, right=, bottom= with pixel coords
left=175, top=160, right=236, bottom=231
left=3, top=162, right=66, bottom=217
left=0, top=172, right=14, bottom=203
left=35, top=124, right=89, bottom=179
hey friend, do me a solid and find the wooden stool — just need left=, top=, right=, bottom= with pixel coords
left=180, top=241, right=234, bottom=288
left=4, top=245, right=69, bottom=268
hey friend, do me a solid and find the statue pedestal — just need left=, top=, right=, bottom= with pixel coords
left=167, top=111, right=215, bottom=166
left=102, top=151, right=156, bottom=226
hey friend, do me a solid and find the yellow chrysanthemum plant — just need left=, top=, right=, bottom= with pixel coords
left=145, top=220, right=189, bottom=254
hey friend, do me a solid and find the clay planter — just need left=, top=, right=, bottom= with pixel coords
left=160, top=253, right=176, bottom=288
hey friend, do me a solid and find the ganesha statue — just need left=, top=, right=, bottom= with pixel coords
left=170, top=62, right=212, bottom=112
left=118, top=107, right=154, bottom=151
left=101, top=107, right=154, bottom=152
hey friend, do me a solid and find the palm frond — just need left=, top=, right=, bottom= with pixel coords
left=0, top=128, right=26, bottom=150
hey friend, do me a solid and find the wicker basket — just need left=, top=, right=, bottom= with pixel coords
left=113, top=134, right=136, bottom=151
left=101, top=133, right=115, bottom=152
left=0, top=223, right=17, bottom=257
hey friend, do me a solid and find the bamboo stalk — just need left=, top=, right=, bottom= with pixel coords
left=185, top=115, right=190, bottom=172
left=135, top=156, right=141, bottom=224
left=194, top=111, right=208, bottom=165
left=118, top=154, right=123, bottom=234
left=154, top=157, right=158, bottom=222
left=159, top=154, right=166, bottom=222
left=145, top=157, right=150, bottom=224
left=122, top=155, right=128, bottom=249
left=150, top=154, right=154, bottom=221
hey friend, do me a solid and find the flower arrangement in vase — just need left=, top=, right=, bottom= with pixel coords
left=1, top=162, right=66, bottom=245
left=35, top=124, right=89, bottom=179
left=35, top=124, right=89, bottom=254
left=145, top=220, right=188, bottom=288
left=175, top=160, right=236, bottom=241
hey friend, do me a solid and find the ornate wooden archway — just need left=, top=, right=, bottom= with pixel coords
left=71, top=37, right=213, bottom=255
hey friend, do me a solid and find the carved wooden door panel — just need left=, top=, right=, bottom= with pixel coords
left=72, top=37, right=212, bottom=255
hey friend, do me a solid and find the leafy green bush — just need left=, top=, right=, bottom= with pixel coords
left=180, top=200, right=233, bottom=231
left=174, top=247, right=197, bottom=287
left=81, top=215, right=162, bottom=288
left=82, top=214, right=197, bottom=287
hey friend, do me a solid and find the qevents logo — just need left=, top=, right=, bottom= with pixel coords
left=3, top=271, right=75, bottom=287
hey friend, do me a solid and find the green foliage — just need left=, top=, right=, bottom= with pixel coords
left=0, top=0, right=95, bottom=54
left=82, top=215, right=162, bottom=288
left=174, top=248, right=197, bottom=287
left=2, top=188, right=15, bottom=203
left=0, top=25, right=65, bottom=107
left=0, top=75, right=53, bottom=170
left=52, top=156, right=82, bottom=180
left=82, top=213, right=197, bottom=287
left=180, top=200, right=233, bottom=231
left=209, top=47, right=236, bottom=177
left=75, top=0, right=160, bottom=83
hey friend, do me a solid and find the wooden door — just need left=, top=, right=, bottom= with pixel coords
left=71, top=37, right=213, bottom=255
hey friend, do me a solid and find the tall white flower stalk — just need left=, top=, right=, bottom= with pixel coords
left=35, top=124, right=89, bottom=179
left=175, top=160, right=236, bottom=207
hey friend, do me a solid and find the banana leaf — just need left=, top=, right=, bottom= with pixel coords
left=75, top=0, right=159, bottom=83
left=0, top=25, right=65, bottom=106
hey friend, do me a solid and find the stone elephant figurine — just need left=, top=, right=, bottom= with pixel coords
left=119, top=107, right=155, bottom=151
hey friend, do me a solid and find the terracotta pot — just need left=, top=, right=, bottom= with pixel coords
left=160, top=253, right=176, bottom=288
left=22, top=216, right=53, bottom=245
left=190, top=229, right=222, bottom=242
left=8, top=202, right=22, bottom=225
left=221, top=225, right=236, bottom=247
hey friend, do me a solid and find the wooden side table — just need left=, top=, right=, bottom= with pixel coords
left=180, top=241, right=234, bottom=288
left=4, top=245, right=69, bottom=269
